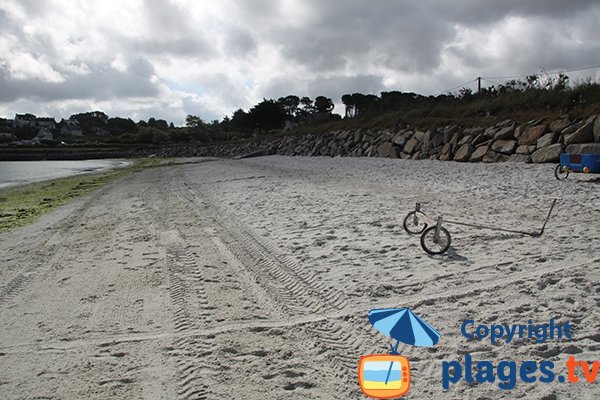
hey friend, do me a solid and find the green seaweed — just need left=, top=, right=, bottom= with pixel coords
left=0, top=158, right=166, bottom=233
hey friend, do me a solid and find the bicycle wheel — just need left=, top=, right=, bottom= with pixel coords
left=420, top=226, right=451, bottom=255
left=554, top=164, right=569, bottom=180
left=403, top=211, right=427, bottom=234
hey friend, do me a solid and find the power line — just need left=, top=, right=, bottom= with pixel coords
left=439, top=78, right=478, bottom=95
left=439, top=63, right=600, bottom=95
left=484, top=64, right=600, bottom=80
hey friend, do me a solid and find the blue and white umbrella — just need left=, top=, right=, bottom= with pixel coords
left=368, top=308, right=440, bottom=348
left=367, top=308, right=441, bottom=385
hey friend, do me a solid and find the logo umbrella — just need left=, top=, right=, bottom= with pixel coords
left=368, top=308, right=440, bottom=384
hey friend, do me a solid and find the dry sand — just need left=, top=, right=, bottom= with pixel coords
left=0, top=156, right=599, bottom=399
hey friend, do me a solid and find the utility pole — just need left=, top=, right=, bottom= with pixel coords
left=477, top=77, right=481, bottom=93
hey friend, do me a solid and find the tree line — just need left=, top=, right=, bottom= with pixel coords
left=4, top=71, right=599, bottom=146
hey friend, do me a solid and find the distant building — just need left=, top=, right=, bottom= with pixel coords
left=13, top=113, right=37, bottom=128
left=59, top=118, right=83, bottom=136
left=36, top=117, right=57, bottom=131
left=33, top=127, right=53, bottom=142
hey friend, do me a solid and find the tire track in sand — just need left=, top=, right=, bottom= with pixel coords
left=141, top=184, right=218, bottom=400
left=174, top=175, right=374, bottom=396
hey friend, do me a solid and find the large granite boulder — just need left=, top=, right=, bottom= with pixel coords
left=469, top=145, right=488, bottom=162
left=564, top=122, right=594, bottom=145
left=519, top=125, right=548, bottom=145
left=549, top=118, right=570, bottom=133
left=531, top=143, right=563, bottom=163
left=491, top=139, right=517, bottom=154
left=454, top=143, right=473, bottom=162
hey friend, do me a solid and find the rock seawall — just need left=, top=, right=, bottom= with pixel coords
left=3, top=114, right=600, bottom=161
left=159, top=114, right=600, bottom=161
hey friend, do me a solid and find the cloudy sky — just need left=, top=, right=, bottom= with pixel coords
left=1, top=0, right=599, bottom=125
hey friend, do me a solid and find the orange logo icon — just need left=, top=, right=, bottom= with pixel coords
left=359, top=308, right=440, bottom=399
left=358, top=354, right=410, bottom=399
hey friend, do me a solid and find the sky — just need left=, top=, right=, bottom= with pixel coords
left=1, top=0, right=599, bottom=126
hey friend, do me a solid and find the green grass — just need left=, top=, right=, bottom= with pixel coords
left=0, top=158, right=166, bottom=233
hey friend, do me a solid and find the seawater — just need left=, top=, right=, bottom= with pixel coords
left=0, top=160, right=130, bottom=188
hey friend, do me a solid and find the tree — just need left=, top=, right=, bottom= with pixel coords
left=107, top=117, right=138, bottom=135
left=70, top=111, right=108, bottom=133
left=314, top=96, right=334, bottom=114
left=248, top=99, right=286, bottom=132
left=148, top=117, right=168, bottom=130
left=341, top=93, right=355, bottom=117
left=298, top=96, right=315, bottom=118
left=277, top=95, right=300, bottom=120
left=185, top=115, right=203, bottom=128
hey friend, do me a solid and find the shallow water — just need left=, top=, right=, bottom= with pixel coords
left=0, top=159, right=129, bottom=188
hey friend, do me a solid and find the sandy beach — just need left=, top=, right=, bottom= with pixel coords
left=1, top=156, right=599, bottom=399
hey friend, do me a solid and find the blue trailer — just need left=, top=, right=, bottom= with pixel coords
left=555, top=153, right=600, bottom=180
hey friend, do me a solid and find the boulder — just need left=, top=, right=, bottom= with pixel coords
left=429, top=145, right=444, bottom=155
left=392, top=132, right=407, bottom=147
left=431, top=132, right=444, bottom=147
left=472, top=133, right=490, bottom=146
left=561, top=123, right=580, bottom=136
left=491, top=139, right=517, bottom=154
left=566, top=143, right=600, bottom=154
left=413, top=130, right=426, bottom=142
left=482, top=150, right=497, bottom=163
left=458, top=135, right=472, bottom=146
left=470, top=145, right=488, bottom=162
left=536, top=132, right=559, bottom=149
left=403, top=137, right=420, bottom=154
left=507, top=154, right=531, bottom=163
left=454, top=143, right=473, bottom=162
left=549, top=118, right=570, bottom=133
left=381, top=130, right=394, bottom=142
left=519, top=125, right=548, bottom=145
left=494, top=153, right=510, bottom=162
left=438, top=143, right=454, bottom=161
left=449, top=130, right=463, bottom=145
left=482, top=127, right=497, bottom=138
left=515, top=146, right=536, bottom=154
left=564, top=122, right=594, bottom=145
left=494, top=126, right=515, bottom=140
left=465, top=127, right=484, bottom=136
left=377, top=142, right=393, bottom=158
left=531, top=143, right=563, bottom=163
left=443, top=126, right=459, bottom=143
left=389, top=145, right=401, bottom=159
left=514, top=126, right=524, bottom=140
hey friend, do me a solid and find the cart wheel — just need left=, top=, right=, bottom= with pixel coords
left=554, top=164, right=569, bottom=180
left=420, top=226, right=451, bottom=255
left=403, top=211, right=427, bottom=234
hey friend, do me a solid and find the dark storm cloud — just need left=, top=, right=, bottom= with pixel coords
left=260, top=1, right=456, bottom=73
left=0, top=58, right=159, bottom=102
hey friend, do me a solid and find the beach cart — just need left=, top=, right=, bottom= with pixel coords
left=555, top=153, right=600, bottom=180
left=403, top=200, right=557, bottom=255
